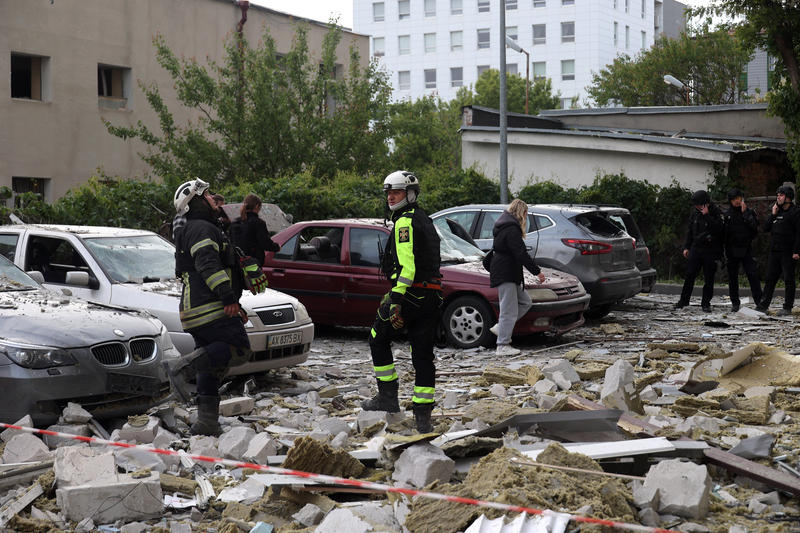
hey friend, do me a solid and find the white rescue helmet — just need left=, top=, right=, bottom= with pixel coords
left=383, top=170, right=419, bottom=211
left=174, top=178, right=210, bottom=214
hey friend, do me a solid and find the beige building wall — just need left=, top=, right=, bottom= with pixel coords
left=0, top=0, right=368, bottom=202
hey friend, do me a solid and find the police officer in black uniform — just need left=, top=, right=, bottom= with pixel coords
left=361, top=171, right=442, bottom=433
left=674, top=190, right=725, bottom=312
left=724, top=188, right=762, bottom=312
left=756, top=185, right=800, bottom=315
left=170, top=178, right=254, bottom=435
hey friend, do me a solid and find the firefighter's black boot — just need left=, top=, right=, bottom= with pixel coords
left=190, top=395, right=222, bottom=436
left=361, top=379, right=400, bottom=413
left=163, top=348, right=211, bottom=403
left=413, top=403, right=434, bottom=433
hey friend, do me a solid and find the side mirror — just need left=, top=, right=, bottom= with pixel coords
left=65, top=271, right=100, bottom=290
left=26, top=271, right=45, bottom=284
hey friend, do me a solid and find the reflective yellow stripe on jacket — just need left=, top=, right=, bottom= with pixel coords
left=392, top=212, right=416, bottom=300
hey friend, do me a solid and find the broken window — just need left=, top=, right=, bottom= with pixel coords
left=0, top=234, right=18, bottom=262
left=98, top=64, right=131, bottom=109
left=350, top=228, right=388, bottom=267
left=12, top=177, right=48, bottom=207
left=533, top=61, right=546, bottom=80
left=25, top=236, right=89, bottom=284
left=451, top=67, right=464, bottom=87
left=424, top=69, right=437, bottom=89
left=11, top=53, right=48, bottom=101
left=477, top=28, right=490, bottom=49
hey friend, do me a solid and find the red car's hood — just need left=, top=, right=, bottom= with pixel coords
left=441, top=262, right=583, bottom=291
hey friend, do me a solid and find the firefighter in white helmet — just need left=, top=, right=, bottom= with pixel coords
left=362, top=171, right=442, bottom=433
left=168, top=178, right=254, bottom=435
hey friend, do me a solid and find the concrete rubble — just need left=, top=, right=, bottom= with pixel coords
left=0, top=293, right=799, bottom=531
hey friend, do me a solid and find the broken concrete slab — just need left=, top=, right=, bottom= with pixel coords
left=54, top=446, right=117, bottom=487
left=0, top=416, right=33, bottom=442
left=219, top=396, right=255, bottom=417
left=56, top=471, right=163, bottom=523
left=243, top=432, right=279, bottom=464
left=392, top=442, right=455, bottom=488
left=642, top=459, right=711, bottom=519
left=600, top=359, right=640, bottom=413
left=315, top=508, right=372, bottom=533
left=293, top=502, right=324, bottom=526
left=728, top=434, right=774, bottom=459
left=61, top=402, right=93, bottom=424
left=2, top=433, right=52, bottom=464
left=117, top=415, right=160, bottom=444
left=42, top=424, right=91, bottom=449
left=218, top=426, right=256, bottom=459
left=540, top=359, right=581, bottom=385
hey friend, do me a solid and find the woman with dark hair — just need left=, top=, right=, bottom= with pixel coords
left=231, top=194, right=279, bottom=267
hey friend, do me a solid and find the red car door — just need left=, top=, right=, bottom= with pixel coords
left=343, top=226, right=391, bottom=326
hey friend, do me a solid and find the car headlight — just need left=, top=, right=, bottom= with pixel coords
left=294, top=301, right=310, bottom=322
left=157, top=325, right=181, bottom=359
left=527, top=288, right=558, bottom=302
left=0, top=340, right=77, bottom=369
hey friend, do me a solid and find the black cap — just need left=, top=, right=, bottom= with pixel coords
left=777, top=185, right=795, bottom=201
left=727, top=188, right=743, bottom=201
left=690, top=190, right=710, bottom=205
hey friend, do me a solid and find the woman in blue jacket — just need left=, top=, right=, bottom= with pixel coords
left=490, top=199, right=545, bottom=355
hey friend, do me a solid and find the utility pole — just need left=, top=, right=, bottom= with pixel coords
left=499, top=0, right=509, bottom=204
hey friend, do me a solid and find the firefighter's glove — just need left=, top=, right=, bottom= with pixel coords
left=380, top=292, right=392, bottom=306
left=389, top=304, right=404, bottom=330
left=242, top=260, right=269, bottom=294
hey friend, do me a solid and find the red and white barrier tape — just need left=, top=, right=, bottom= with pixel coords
left=0, top=422, right=679, bottom=533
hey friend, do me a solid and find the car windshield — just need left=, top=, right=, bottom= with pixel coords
left=84, top=235, right=176, bottom=283
left=0, top=255, right=39, bottom=291
left=437, top=226, right=485, bottom=264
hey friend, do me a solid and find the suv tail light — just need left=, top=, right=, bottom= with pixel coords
left=561, top=238, right=613, bottom=255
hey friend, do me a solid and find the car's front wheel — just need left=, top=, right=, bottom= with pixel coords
left=441, top=295, right=493, bottom=349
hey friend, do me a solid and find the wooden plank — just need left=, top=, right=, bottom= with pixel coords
left=521, top=437, right=675, bottom=461
left=563, top=395, right=660, bottom=437
left=0, top=483, right=44, bottom=526
left=703, top=447, right=800, bottom=497
left=704, top=447, right=800, bottom=496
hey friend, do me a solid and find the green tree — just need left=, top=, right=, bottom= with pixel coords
left=588, top=28, right=752, bottom=106
left=692, top=1, right=800, bottom=174
left=104, top=24, right=392, bottom=188
left=385, top=95, right=465, bottom=171
left=471, top=69, right=561, bottom=114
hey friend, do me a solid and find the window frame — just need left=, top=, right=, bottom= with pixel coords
left=561, top=21, right=575, bottom=43
left=424, top=32, right=437, bottom=54
left=450, top=30, right=464, bottom=51
left=425, top=0, right=436, bottom=16
left=398, top=0, right=410, bottom=20
left=373, top=36, right=385, bottom=57
left=398, top=70, right=411, bottom=90
left=398, top=34, right=411, bottom=55
left=450, top=67, right=464, bottom=87
left=478, top=0, right=490, bottom=13
left=532, top=24, right=546, bottom=45
left=477, top=28, right=491, bottom=49
left=561, top=59, right=575, bottom=81
left=424, top=68, right=437, bottom=89
left=451, top=0, right=463, bottom=14
left=373, top=1, right=385, bottom=22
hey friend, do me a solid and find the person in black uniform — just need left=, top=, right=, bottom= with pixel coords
left=674, top=190, right=725, bottom=312
left=756, top=185, right=800, bottom=315
left=230, top=194, right=280, bottom=267
left=361, top=170, right=442, bottom=433
left=169, top=178, right=255, bottom=435
left=724, top=188, right=762, bottom=312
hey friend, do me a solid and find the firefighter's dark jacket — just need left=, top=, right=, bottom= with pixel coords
left=381, top=203, right=441, bottom=304
left=763, top=202, right=800, bottom=254
left=724, top=204, right=759, bottom=258
left=490, top=210, right=541, bottom=288
left=175, top=210, right=243, bottom=331
left=684, top=204, right=724, bottom=256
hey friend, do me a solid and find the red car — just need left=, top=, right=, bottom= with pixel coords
left=262, top=219, right=590, bottom=349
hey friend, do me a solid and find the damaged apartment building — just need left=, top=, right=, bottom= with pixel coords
left=0, top=0, right=368, bottom=204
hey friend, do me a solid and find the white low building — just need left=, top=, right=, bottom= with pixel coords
left=460, top=104, right=789, bottom=192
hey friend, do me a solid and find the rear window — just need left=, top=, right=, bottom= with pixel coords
left=608, top=213, right=644, bottom=243
left=572, top=213, right=626, bottom=238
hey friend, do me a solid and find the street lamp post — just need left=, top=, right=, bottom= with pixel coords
left=505, top=36, right=530, bottom=115
left=663, top=74, right=690, bottom=105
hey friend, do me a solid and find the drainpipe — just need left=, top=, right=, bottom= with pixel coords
left=235, top=1, right=249, bottom=34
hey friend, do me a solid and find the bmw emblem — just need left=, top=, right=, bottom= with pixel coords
left=113, top=329, right=125, bottom=337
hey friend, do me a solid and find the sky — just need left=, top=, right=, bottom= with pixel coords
left=251, top=1, right=354, bottom=29
left=251, top=0, right=713, bottom=30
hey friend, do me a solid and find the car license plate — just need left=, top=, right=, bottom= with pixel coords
left=268, top=332, right=302, bottom=348
left=107, top=372, right=162, bottom=395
